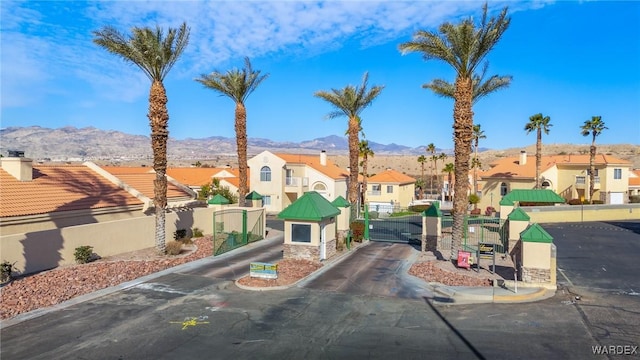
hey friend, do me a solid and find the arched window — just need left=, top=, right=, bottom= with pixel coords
left=313, top=182, right=327, bottom=192
left=500, top=182, right=508, bottom=196
left=260, top=166, right=271, bottom=182
left=541, top=180, right=551, bottom=189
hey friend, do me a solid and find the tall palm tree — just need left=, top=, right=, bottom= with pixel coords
left=472, top=124, right=486, bottom=195
left=443, top=163, right=455, bottom=201
left=580, top=116, right=608, bottom=203
left=359, top=140, right=374, bottom=206
left=195, top=57, right=269, bottom=207
left=417, top=155, right=427, bottom=186
left=426, top=143, right=436, bottom=195
left=399, top=3, right=511, bottom=260
left=437, top=152, right=447, bottom=196
left=93, top=23, right=190, bottom=255
left=315, top=72, right=384, bottom=206
left=525, top=113, right=552, bottom=189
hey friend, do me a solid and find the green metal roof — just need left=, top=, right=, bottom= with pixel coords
left=207, top=194, right=230, bottom=205
left=503, top=189, right=565, bottom=204
left=423, top=201, right=442, bottom=217
left=499, top=197, right=514, bottom=206
left=520, top=223, right=554, bottom=243
left=245, top=190, right=263, bottom=200
left=508, top=207, right=530, bottom=221
left=278, top=191, right=341, bottom=221
left=331, top=195, right=351, bottom=208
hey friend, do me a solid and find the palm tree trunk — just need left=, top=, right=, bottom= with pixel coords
left=149, top=80, right=169, bottom=255
left=451, top=76, right=473, bottom=261
left=473, top=140, right=478, bottom=195
left=235, top=102, right=248, bottom=207
left=535, top=128, right=542, bottom=189
left=347, top=116, right=360, bottom=207
left=589, top=142, right=596, bottom=204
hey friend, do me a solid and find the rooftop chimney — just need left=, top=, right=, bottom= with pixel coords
left=1, top=150, right=33, bottom=181
left=320, top=150, right=327, bottom=166
left=519, top=150, right=527, bottom=166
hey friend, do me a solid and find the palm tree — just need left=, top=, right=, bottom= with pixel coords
left=525, top=113, right=552, bottom=189
left=472, top=124, right=486, bottom=195
left=359, top=140, right=374, bottom=206
left=315, top=72, right=384, bottom=206
left=426, top=143, right=436, bottom=195
left=399, top=3, right=511, bottom=260
left=580, top=116, right=608, bottom=203
left=417, top=155, right=427, bottom=197
left=443, top=163, right=455, bottom=201
left=437, top=152, right=447, bottom=196
left=93, top=23, right=190, bottom=255
left=195, top=57, right=269, bottom=207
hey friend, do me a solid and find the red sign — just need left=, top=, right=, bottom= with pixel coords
left=457, top=251, right=471, bottom=269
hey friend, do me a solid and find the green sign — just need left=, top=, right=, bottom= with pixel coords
left=250, top=262, right=278, bottom=279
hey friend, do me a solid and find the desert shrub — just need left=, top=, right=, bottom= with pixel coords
left=165, top=241, right=183, bottom=256
left=74, top=245, right=96, bottom=264
left=630, top=195, right=640, bottom=203
left=567, top=199, right=584, bottom=205
left=592, top=200, right=604, bottom=204
left=192, top=227, right=204, bottom=238
left=468, top=194, right=480, bottom=206
left=174, top=229, right=188, bottom=241
left=1, top=261, right=16, bottom=283
left=350, top=221, right=365, bottom=242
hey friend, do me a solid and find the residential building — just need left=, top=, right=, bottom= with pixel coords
left=477, top=151, right=632, bottom=210
left=629, top=169, right=640, bottom=197
left=165, top=167, right=244, bottom=196
left=366, top=169, right=416, bottom=211
left=247, top=150, right=349, bottom=213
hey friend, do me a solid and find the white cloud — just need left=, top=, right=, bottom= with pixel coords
left=1, top=0, right=552, bottom=109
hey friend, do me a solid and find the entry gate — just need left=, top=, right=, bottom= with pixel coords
left=441, top=215, right=507, bottom=253
left=365, top=206, right=422, bottom=244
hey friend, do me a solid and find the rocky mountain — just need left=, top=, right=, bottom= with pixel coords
left=0, top=126, right=448, bottom=161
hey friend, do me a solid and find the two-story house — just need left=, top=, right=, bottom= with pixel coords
left=247, top=150, right=349, bottom=213
left=366, top=169, right=416, bottom=212
left=478, top=151, right=632, bottom=209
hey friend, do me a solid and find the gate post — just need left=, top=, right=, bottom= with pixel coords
left=242, top=210, right=248, bottom=245
left=364, top=203, right=370, bottom=241
left=423, top=202, right=442, bottom=253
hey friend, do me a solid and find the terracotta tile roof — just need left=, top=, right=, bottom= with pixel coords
left=368, top=169, right=416, bottom=184
left=166, top=167, right=222, bottom=187
left=482, top=153, right=631, bottom=179
left=113, top=174, right=192, bottom=200
left=275, top=153, right=348, bottom=180
left=1, top=165, right=143, bottom=217
left=630, top=170, right=640, bottom=186
left=100, top=166, right=154, bottom=175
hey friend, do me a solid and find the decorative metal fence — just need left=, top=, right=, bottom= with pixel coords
left=213, top=208, right=265, bottom=256
left=441, top=215, right=507, bottom=253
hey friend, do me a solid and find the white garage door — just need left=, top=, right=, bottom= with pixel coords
left=610, top=192, right=624, bottom=204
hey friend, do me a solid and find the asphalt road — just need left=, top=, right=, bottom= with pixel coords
left=1, top=221, right=639, bottom=359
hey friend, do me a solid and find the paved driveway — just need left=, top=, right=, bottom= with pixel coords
left=543, top=220, right=640, bottom=292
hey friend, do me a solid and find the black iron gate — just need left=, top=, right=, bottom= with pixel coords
left=366, top=208, right=422, bottom=244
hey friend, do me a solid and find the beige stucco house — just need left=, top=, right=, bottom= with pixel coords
left=477, top=151, right=632, bottom=210
left=247, top=150, right=349, bottom=213
left=366, top=169, right=416, bottom=211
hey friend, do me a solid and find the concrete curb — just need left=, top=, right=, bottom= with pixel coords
left=235, top=240, right=373, bottom=291
left=493, top=287, right=552, bottom=303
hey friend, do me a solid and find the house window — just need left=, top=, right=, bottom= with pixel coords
left=371, top=184, right=381, bottom=194
left=291, top=224, right=311, bottom=243
left=386, top=185, right=393, bottom=193
left=260, top=166, right=271, bottom=182
left=587, top=169, right=599, bottom=176
left=500, top=182, right=508, bottom=196
left=313, top=183, right=327, bottom=192
left=541, top=180, right=551, bottom=188
left=263, top=195, right=271, bottom=205
left=614, top=168, right=622, bottom=180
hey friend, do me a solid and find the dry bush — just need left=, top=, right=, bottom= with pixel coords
left=165, top=241, right=183, bottom=256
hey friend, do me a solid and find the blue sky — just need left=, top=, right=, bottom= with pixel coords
left=1, top=1, right=639, bottom=151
